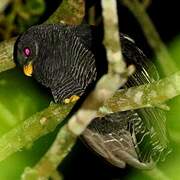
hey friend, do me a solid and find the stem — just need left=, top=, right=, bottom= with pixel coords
left=121, top=0, right=177, bottom=76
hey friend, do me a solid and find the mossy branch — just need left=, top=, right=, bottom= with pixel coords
left=0, top=38, right=16, bottom=73
left=0, top=103, right=74, bottom=162
left=101, top=70, right=180, bottom=113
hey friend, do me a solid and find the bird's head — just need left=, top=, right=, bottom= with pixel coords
left=14, top=26, right=41, bottom=77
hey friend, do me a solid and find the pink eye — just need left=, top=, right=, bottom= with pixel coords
left=23, top=47, right=31, bottom=57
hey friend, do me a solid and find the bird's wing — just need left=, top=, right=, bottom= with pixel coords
left=82, top=34, right=170, bottom=168
left=83, top=111, right=155, bottom=169
left=50, top=30, right=97, bottom=103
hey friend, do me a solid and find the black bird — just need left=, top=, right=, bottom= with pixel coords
left=14, top=24, right=170, bottom=169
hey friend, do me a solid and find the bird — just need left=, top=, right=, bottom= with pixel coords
left=14, top=23, right=170, bottom=169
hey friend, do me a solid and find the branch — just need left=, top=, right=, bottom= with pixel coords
left=102, top=70, right=180, bottom=113
left=121, top=0, right=177, bottom=76
left=0, top=103, right=74, bottom=162
left=0, top=38, right=16, bottom=73
left=25, top=68, right=180, bottom=178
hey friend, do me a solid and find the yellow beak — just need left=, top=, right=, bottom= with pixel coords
left=23, top=62, right=33, bottom=77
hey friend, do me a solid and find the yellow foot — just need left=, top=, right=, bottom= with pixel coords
left=64, top=95, right=80, bottom=104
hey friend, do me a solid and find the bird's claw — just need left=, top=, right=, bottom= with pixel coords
left=64, top=95, right=80, bottom=104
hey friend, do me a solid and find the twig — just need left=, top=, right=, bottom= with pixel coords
left=121, top=0, right=177, bottom=76
left=88, top=6, right=95, bottom=25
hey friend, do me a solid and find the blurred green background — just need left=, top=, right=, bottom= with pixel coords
left=0, top=0, right=180, bottom=179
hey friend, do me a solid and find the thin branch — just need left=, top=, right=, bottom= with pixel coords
left=88, top=6, right=96, bottom=25
left=121, top=0, right=177, bottom=76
